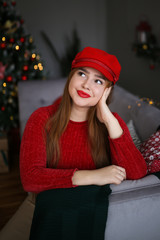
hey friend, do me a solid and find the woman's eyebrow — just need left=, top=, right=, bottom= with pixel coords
left=78, top=67, right=89, bottom=74
left=78, top=67, right=107, bottom=81
left=94, top=74, right=106, bottom=81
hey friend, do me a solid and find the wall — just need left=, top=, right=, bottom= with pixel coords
left=16, top=0, right=107, bottom=78
left=106, top=0, right=160, bottom=101
left=16, top=0, right=160, bottom=101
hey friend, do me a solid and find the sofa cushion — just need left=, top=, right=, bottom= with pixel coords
left=132, top=102, right=160, bottom=141
left=109, top=85, right=160, bottom=141
left=127, top=119, right=141, bottom=149
left=139, top=130, right=160, bottom=174
left=18, top=79, right=66, bottom=137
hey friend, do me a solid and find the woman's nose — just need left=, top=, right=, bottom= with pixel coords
left=82, top=79, right=91, bottom=90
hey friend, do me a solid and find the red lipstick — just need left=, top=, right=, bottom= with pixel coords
left=77, top=90, right=91, bottom=98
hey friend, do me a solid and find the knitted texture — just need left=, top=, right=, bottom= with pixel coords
left=108, top=113, right=147, bottom=179
left=20, top=98, right=147, bottom=193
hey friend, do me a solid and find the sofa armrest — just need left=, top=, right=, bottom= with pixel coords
left=106, top=174, right=160, bottom=240
left=110, top=174, right=160, bottom=193
left=110, top=174, right=160, bottom=203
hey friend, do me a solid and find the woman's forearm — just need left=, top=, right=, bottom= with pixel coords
left=97, top=92, right=123, bottom=139
left=104, top=111, right=123, bottom=139
left=72, top=170, right=94, bottom=186
left=72, top=166, right=126, bottom=186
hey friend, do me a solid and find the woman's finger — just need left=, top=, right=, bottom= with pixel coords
left=116, top=166, right=126, bottom=179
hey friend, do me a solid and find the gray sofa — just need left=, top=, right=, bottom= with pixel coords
left=0, top=79, right=160, bottom=240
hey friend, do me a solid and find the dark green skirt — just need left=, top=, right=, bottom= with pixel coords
left=29, top=185, right=111, bottom=240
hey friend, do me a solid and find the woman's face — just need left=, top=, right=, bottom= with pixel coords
left=68, top=67, right=111, bottom=109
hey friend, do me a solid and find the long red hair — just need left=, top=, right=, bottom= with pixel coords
left=45, top=69, right=113, bottom=168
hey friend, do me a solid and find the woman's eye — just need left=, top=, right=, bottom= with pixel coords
left=78, top=71, right=86, bottom=77
left=95, top=79, right=103, bottom=85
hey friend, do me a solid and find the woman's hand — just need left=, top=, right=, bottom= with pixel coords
left=97, top=86, right=123, bottom=139
left=97, top=87, right=112, bottom=123
left=72, top=165, right=126, bottom=186
left=91, top=165, right=126, bottom=185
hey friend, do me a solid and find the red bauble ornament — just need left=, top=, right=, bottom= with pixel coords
left=20, top=19, right=24, bottom=24
left=23, top=65, right=28, bottom=71
left=6, top=76, right=13, bottom=82
left=9, top=38, right=15, bottom=43
left=0, top=62, right=6, bottom=80
left=22, top=75, right=27, bottom=81
left=11, top=1, right=16, bottom=6
left=0, top=43, right=6, bottom=49
left=136, top=20, right=151, bottom=44
left=20, top=37, right=25, bottom=43
left=149, top=64, right=155, bottom=70
left=3, top=2, right=7, bottom=7
left=1, top=106, right=5, bottom=111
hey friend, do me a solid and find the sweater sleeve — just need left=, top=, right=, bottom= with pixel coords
left=109, top=113, right=147, bottom=180
left=20, top=105, right=77, bottom=194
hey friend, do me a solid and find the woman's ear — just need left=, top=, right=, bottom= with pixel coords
left=105, top=80, right=113, bottom=89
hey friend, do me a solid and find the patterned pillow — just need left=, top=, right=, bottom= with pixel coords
left=127, top=119, right=142, bottom=149
left=139, top=130, right=160, bottom=174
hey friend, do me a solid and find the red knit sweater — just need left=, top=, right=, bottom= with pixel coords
left=20, top=98, right=147, bottom=193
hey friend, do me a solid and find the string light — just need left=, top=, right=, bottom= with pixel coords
left=38, top=63, right=42, bottom=67
left=142, top=44, right=148, bottom=50
left=10, top=91, right=16, bottom=96
left=10, top=116, right=14, bottom=121
left=127, top=97, right=160, bottom=110
left=2, top=90, right=6, bottom=94
left=24, top=52, right=29, bottom=59
left=36, top=55, right=40, bottom=60
left=34, top=65, right=38, bottom=70
left=2, top=37, right=6, bottom=41
left=29, top=37, right=33, bottom=43
left=38, top=63, right=43, bottom=71
left=149, top=100, right=154, bottom=105
left=32, top=53, right=36, bottom=59
left=14, top=86, right=18, bottom=92
left=3, top=82, right=7, bottom=87
left=8, top=98, right=13, bottom=103
left=15, top=45, right=20, bottom=50
left=39, top=66, right=43, bottom=71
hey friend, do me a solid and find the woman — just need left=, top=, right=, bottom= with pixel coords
left=20, top=46, right=147, bottom=192
left=20, top=47, right=147, bottom=239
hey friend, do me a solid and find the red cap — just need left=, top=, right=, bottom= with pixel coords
left=71, top=47, right=121, bottom=84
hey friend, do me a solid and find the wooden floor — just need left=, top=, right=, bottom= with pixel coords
left=0, top=144, right=27, bottom=230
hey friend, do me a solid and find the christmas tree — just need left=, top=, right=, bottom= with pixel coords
left=0, top=0, right=46, bottom=132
